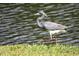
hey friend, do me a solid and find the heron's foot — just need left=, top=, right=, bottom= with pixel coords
left=49, top=37, right=56, bottom=41
left=42, top=37, right=58, bottom=44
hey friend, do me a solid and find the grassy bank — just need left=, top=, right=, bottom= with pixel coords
left=0, top=44, right=79, bottom=56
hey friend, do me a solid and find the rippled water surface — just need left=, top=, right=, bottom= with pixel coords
left=0, top=3, right=79, bottom=45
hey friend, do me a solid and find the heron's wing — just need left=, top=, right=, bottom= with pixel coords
left=43, top=21, right=67, bottom=30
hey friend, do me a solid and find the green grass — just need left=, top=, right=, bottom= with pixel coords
left=0, top=44, right=79, bottom=56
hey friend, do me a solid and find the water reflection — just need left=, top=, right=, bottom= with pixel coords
left=0, top=3, right=79, bottom=45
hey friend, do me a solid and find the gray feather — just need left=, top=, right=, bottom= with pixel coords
left=43, top=21, right=67, bottom=30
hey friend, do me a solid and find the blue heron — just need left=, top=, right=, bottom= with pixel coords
left=35, top=10, right=68, bottom=43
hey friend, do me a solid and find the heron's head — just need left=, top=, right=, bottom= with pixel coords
left=34, top=10, right=48, bottom=17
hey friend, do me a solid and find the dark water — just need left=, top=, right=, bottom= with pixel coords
left=0, top=3, right=79, bottom=45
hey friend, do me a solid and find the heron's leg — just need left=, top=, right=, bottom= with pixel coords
left=55, top=36, right=57, bottom=44
left=54, top=34, right=58, bottom=44
left=49, top=31, right=52, bottom=40
left=52, top=34, right=57, bottom=44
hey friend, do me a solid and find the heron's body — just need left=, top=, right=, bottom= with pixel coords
left=41, top=21, right=67, bottom=30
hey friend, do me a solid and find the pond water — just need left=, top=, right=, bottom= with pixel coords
left=0, top=3, right=79, bottom=45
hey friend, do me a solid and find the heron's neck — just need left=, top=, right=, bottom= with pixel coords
left=37, top=15, right=45, bottom=28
